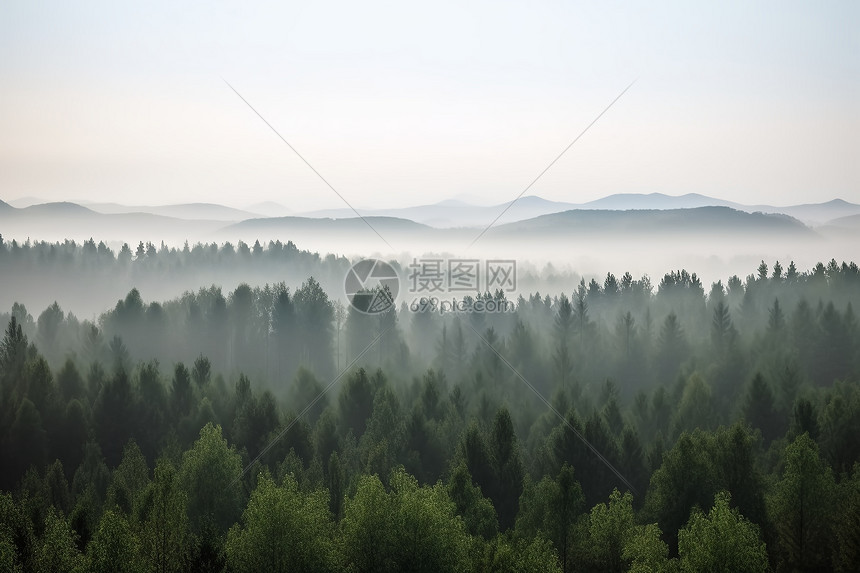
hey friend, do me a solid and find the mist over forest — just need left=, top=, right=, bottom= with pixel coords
left=1, top=219, right=859, bottom=571
left=1, top=0, right=858, bottom=568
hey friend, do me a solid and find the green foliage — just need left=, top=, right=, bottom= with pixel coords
left=178, top=423, right=243, bottom=535
left=490, top=408, right=525, bottom=531
left=341, top=469, right=470, bottom=572
left=832, top=464, right=860, bottom=572
left=450, top=463, right=498, bottom=539
left=583, top=488, right=636, bottom=572
left=225, top=472, right=334, bottom=573
left=820, top=380, right=860, bottom=475
left=86, top=509, right=142, bottom=573
left=474, top=534, right=563, bottom=573
left=622, top=523, right=674, bottom=573
left=743, top=372, right=782, bottom=444
left=2, top=257, right=860, bottom=572
left=644, top=424, right=767, bottom=553
left=92, top=368, right=135, bottom=467
left=339, top=368, right=375, bottom=437
left=0, top=491, right=32, bottom=573
left=768, top=433, right=836, bottom=571
left=678, top=491, right=768, bottom=573
left=107, top=441, right=149, bottom=516
left=35, top=507, right=83, bottom=573
left=515, top=464, right=582, bottom=571
left=6, top=399, right=47, bottom=484
left=138, top=459, right=188, bottom=573
left=671, top=373, right=714, bottom=435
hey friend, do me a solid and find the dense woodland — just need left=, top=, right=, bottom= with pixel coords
left=1, top=237, right=860, bottom=572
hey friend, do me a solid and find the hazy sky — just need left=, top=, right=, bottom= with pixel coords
left=1, top=1, right=857, bottom=211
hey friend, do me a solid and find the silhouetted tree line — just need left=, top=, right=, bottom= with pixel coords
left=0, top=235, right=343, bottom=272
left=1, top=255, right=859, bottom=571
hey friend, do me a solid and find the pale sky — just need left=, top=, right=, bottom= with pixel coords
left=1, top=1, right=858, bottom=211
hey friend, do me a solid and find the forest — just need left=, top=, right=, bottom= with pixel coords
left=1, top=237, right=860, bottom=572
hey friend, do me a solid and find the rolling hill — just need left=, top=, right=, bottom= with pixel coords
left=81, top=202, right=259, bottom=221
left=489, top=207, right=815, bottom=238
left=0, top=202, right=226, bottom=244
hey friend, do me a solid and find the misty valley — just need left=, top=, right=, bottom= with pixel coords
left=1, top=233, right=859, bottom=572
left=2, top=1, right=857, bottom=569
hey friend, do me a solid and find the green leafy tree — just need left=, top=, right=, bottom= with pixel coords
left=656, top=312, right=687, bottom=383
left=107, top=440, right=150, bottom=516
left=289, top=367, right=327, bottom=424
left=448, top=463, right=498, bottom=539
left=476, top=535, right=562, bottom=573
left=0, top=316, right=28, bottom=385
left=645, top=424, right=767, bottom=554
left=178, top=423, right=243, bottom=535
left=138, top=459, right=189, bottom=573
left=490, top=407, right=525, bottom=531
left=622, top=523, right=674, bottom=573
left=191, top=354, right=211, bottom=389
left=790, top=397, right=820, bottom=441
left=327, top=452, right=346, bottom=519
left=0, top=491, right=33, bottom=573
left=86, top=509, right=142, bottom=573
left=743, top=373, right=782, bottom=444
left=339, top=368, right=375, bottom=437
left=294, top=276, right=335, bottom=378
left=819, top=380, right=860, bottom=475
left=171, top=363, right=193, bottom=418
left=585, top=488, right=636, bottom=573
left=516, top=463, right=582, bottom=571
left=672, top=373, right=715, bottom=435
left=225, top=472, right=334, bottom=573
left=56, top=358, right=83, bottom=402
left=832, top=464, right=860, bottom=572
left=361, top=386, right=405, bottom=481
left=554, top=294, right=574, bottom=392
left=340, top=469, right=470, bottom=573
left=35, top=507, right=83, bottom=573
left=135, top=360, right=166, bottom=464
left=678, top=491, right=768, bottom=573
left=5, top=398, right=47, bottom=486
left=35, top=302, right=64, bottom=361
left=43, top=459, right=71, bottom=515
left=93, top=367, right=135, bottom=467
left=768, top=433, right=836, bottom=571
left=710, top=301, right=736, bottom=357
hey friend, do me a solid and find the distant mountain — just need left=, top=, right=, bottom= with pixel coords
left=773, top=199, right=860, bottom=227
left=816, top=213, right=860, bottom=241
left=211, top=206, right=820, bottom=260
left=82, top=202, right=257, bottom=221
left=580, top=192, right=740, bottom=210
left=291, top=193, right=860, bottom=227
left=2, top=194, right=855, bottom=251
left=10, top=193, right=855, bottom=230
left=7, top=196, right=47, bottom=208
left=575, top=194, right=860, bottom=225
left=297, top=195, right=578, bottom=228
left=223, top=215, right=430, bottom=237
left=0, top=201, right=225, bottom=243
left=22, top=201, right=97, bottom=215
left=825, top=213, right=860, bottom=228
left=246, top=201, right=293, bottom=218
left=488, top=206, right=815, bottom=238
